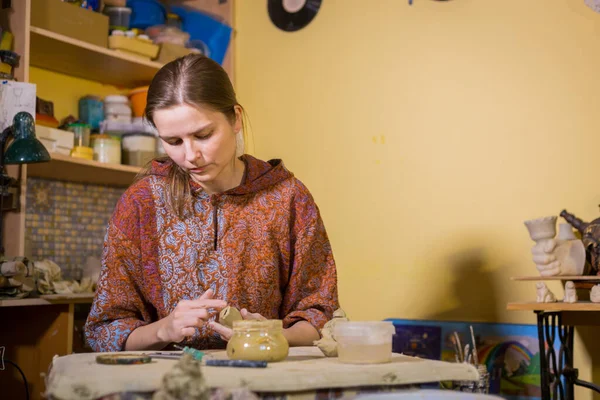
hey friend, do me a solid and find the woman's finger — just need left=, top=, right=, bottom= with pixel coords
left=174, top=309, right=210, bottom=321
left=241, top=308, right=266, bottom=320
left=180, top=327, right=196, bottom=338
left=209, top=321, right=233, bottom=341
left=187, top=299, right=228, bottom=310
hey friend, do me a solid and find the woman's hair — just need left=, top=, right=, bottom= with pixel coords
left=137, top=54, right=244, bottom=219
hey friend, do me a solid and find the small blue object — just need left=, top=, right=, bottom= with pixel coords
left=79, top=97, right=104, bottom=131
left=126, top=0, right=166, bottom=30
left=171, top=6, right=232, bottom=65
left=205, top=359, right=268, bottom=368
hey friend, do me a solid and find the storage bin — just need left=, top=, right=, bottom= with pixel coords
left=31, top=0, right=109, bottom=48
left=79, top=96, right=104, bottom=130
left=104, top=95, right=132, bottom=123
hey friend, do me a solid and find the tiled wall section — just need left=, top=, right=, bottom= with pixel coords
left=25, top=178, right=125, bottom=279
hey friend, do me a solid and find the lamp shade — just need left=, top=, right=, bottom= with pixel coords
left=4, top=112, right=51, bottom=165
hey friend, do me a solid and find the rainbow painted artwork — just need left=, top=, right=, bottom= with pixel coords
left=387, top=318, right=554, bottom=400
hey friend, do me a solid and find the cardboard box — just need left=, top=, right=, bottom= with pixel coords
left=157, top=43, right=194, bottom=64
left=31, top=0, right=109, bottom=48
left=36, top=125, right=75, bottom=154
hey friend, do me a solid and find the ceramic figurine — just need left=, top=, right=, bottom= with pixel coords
left=536, top=282, right=557, bottom=303
left=591, top=285, right=600, bottom=303
left=525, top=216, right=586, bottom=276
left=563, top=281, right=578, bottom=303
left=560, top=209, right=600, bottom=275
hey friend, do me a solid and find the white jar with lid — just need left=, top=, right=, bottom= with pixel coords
left=91, top=134, right=122, bottom=164
left=104, top=95, right=132, bottom=123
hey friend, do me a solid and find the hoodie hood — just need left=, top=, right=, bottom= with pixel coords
left=148, top=154, right=293, bottom=196
left=148, top=155, right=293, bottom=251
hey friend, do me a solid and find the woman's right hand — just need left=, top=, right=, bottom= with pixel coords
left=157, top=289, right=227, bottom=343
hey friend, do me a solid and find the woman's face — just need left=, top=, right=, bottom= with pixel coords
left=153, top=103, right=242, bottom=185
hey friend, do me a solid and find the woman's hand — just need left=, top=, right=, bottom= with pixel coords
left=157, top=289, right=227, bottom=343
left=208, top=308, right=266, bottom=341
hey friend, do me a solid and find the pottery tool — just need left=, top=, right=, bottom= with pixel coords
left=463, top=344, right=470, bottom=364
left=96, top=354, right=152, bottom=365
left=453, top=332, right=463, bottom=362
left=470, top=325, right=479, bottom=365
left=450, top=335, right=460, bottom=363
left=205, top=359, right=267, bottom=368
left=146, top=346, right=204, bottom=361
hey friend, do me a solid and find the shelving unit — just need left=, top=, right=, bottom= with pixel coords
left=507, top=301, right=600, bottom=311
left=1, top=1, right=235, bottom=398
left=511, top=276, right=600, bottom=281
left=30, top=27, right=164, bottom=87
left=28, top=152, right=142, bottom=187
left=0, top=293, right=94, bottom=307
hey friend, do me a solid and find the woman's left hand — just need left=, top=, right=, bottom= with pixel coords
left=208, top=308, right=266, bottom=341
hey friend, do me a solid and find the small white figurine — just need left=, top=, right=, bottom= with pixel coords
left=563, top=281, right=578, bottom=303
left=536, top=282, right=557, bottom=303
left=590, top=285, right=600, bottom=303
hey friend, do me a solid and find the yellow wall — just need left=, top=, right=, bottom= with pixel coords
left=235, top=0, right=600, bottom=396
left=29, top=67, right=126, bottom=122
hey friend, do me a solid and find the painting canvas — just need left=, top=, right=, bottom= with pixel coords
left=386, top=318, right=554, bottom=400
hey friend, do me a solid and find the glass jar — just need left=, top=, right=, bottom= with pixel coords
left=226, top=320, right=289, bottom=363
left=66, top=123, right=91, bottom=147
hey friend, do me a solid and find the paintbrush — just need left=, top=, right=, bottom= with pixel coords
left=470, top=325, right=479, bottom=365
left=453, top=331, right=464, bottom=362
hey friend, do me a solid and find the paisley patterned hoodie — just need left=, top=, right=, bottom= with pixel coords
left=84, top=155, right=339, bottom=351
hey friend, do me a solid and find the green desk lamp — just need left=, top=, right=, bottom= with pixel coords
left=0, top=111, right=51, bottom=256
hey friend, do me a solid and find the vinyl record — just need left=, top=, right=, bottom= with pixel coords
left=268, top=0, right=322, bottom=32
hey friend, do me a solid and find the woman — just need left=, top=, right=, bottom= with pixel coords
left=84, top=54, right=339, bottom=352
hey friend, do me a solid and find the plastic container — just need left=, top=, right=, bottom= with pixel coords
left=103, top=6, right=132, bottom=31
left=122, top=132, right=156, bottom=166
left=127, top=0, right=166, bottom=29
left=333, top=321, right=395, bottom=364
left=129, top=86, right=148, bottom=117
left=166, top=13, right=182, bottom=29
left=104, top=95, right=132, bottom=123
left=226, top=320, right=289, bottom=362
left=66, top=123, right=91, bottom=147
left=70, top=145, right=94, bottom=160
left=79, top=96, right=104, bottom=130
left=91, top=134, right=121, bottom=164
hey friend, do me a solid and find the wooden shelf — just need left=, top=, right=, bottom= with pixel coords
left=507, top=301, right=600, bottom=311
left=511, top=276, right=600, bottom=281
left=0, top=293, right=95, bottom=307
left=29, top=26, right=164, bottom=88
left=27, top=152, right=141, bottom=187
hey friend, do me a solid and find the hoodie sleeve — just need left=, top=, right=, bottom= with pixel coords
left=84, top=192, right=152, bottom=352
left=281, top=181, right=340, bottom=331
